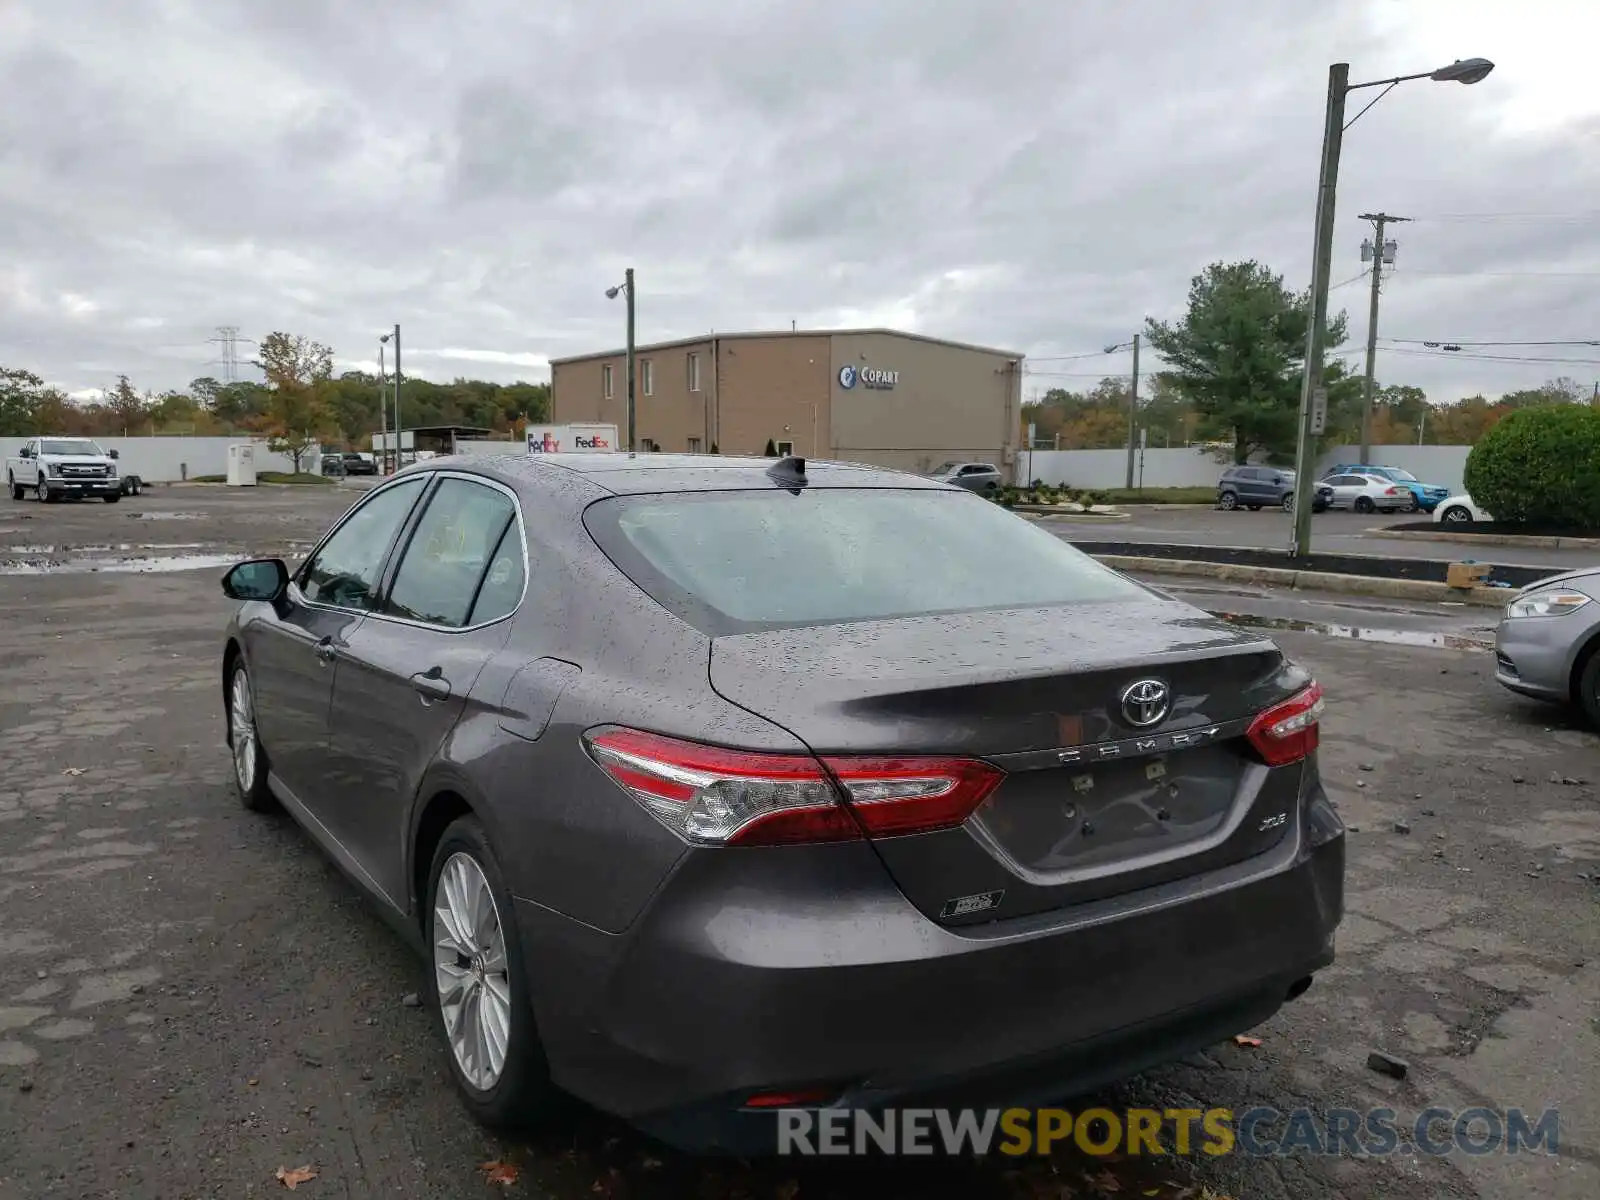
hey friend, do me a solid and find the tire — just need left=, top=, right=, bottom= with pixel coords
left=1441, top=505, right=1472, bottom=524
left=1577, top=647, right=1600, bottom=730
left=8, top=474, right=21, bottom=501
left=1405, top=495, right=1420, bottom=513
left=1354, top=496, right=1375, bottom=514
left=1218, top=491, right=1238, bottom=511
left=103, top=493, right=120, bottom=504
left=227, top=661, right=276, bottom=812
left=36, top=477, right=52, bottom=503
left=425, top=815, right=559, bottom=1130
left=1281, top=493, right=1296, bottom=513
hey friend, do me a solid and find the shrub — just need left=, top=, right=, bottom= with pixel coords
left=1463, top=405, right=1600, bottom=527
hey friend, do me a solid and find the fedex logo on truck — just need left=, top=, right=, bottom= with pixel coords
left=528, top=428, right=563, bottom=453
left=527, top=423, right=619, bottom=455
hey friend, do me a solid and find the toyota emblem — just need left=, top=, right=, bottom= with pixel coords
left=1119, top=678, right=1170, bottom=728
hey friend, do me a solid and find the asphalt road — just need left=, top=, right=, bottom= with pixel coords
left=2, top=485, right=1598, bottom=1199
left=1049, top=508, right=1598, bottom=572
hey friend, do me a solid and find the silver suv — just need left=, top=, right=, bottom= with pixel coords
left=928, top=461, right=1003, bottom=493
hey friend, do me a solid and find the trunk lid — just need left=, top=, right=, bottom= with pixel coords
left=708, top=599, right=1311, bottom=923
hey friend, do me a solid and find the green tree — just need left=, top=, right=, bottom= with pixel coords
left=1143, top=260, right=1348, bottom=463
left=0, top=365, right=44, bottom=435
left=1499, top=377, right=1585, bottom=409
left=105, top=375, right=148, bottom=435
left=255, top=332, right=335, bottom=473
left=1464, top=404, right=1600, bottom=527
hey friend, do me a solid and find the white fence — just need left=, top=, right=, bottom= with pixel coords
left=0, top=436, right=314, bottom=483
left=1018, top=444, right=1473, bottom=493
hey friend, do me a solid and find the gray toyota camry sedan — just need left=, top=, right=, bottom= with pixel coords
left=219, top=452, right=1344, bottom=1152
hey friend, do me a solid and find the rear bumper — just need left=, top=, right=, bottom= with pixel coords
left=512, top=790, right=1344, bottom=1153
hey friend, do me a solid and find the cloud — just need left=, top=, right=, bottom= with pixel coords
left=2, top=0, right=1597, bottom=406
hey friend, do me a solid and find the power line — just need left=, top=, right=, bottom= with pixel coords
left=1381, top=337, right=1600, bottom=348
left=1408, top=209, right=1600, bottom=222
left=1379, top=346, right=1600, bottom=366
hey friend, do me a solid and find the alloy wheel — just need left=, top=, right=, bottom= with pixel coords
left=36, top=478, right=48, bottom=503
left=1444, top=507, right=1470, bottom=524
left=230, top=670, right=257, bottom=793
left=432, top=852, right=512, bottom=1092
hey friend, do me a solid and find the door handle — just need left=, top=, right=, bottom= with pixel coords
left=314, top=637, right=338, bottom=664
left=410, top=666, right=452, bottom=705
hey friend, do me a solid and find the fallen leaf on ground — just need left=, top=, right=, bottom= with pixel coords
left=61, top=767, right=85, bottom=776
left=480, top=1160, right=518, bottom=1186
left=1232, top=1034, right=1263, bottom=1047
left=275, top=1165, right=318, bottom=1190
left=1091, top=1169, right=1123, bottom=1193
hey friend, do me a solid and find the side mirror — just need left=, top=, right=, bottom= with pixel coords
left=18, top=447, right=31, bottom=459
left=108, top=448, right=120, bottom=460
left=222, top=558, right=290, bottom=603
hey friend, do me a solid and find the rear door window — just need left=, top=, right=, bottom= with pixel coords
left=384, top=477, right=519, bottom=628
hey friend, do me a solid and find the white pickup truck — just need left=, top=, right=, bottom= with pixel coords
left=7, top=436, right=126, bottom=503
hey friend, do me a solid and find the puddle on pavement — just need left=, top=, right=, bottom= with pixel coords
left=0, top=553, right=247, bottom=576
left=1214, top=610, right=1492, bottom=651
left=128, top=512, right=203, bottom=521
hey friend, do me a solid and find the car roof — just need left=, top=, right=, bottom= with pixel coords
left=406, top=453, right=957, bottom=497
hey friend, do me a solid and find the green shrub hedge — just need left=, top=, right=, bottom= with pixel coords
left=1463, top=405, right=1600, bottom=527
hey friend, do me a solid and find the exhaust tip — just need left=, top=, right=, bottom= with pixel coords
left=1285, top=975, right=1314, bottom=1002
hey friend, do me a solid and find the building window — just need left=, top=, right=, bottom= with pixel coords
left=776, top=440, right=794, bottom=456
left=602, top=364, right=613, bottom=399
left=687, top=437, right=702, bottom=453
left=687, top=353, right=701, bottom=393
left=641, top=359, right=654, bottom=396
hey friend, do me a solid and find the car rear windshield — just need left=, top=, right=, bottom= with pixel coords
left=583, top=488, right=1147, bottom=635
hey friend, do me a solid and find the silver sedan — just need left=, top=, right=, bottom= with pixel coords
left=1494, top=566, right=1600, bottom=726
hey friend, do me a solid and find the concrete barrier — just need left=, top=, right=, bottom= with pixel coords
left=1092, top=554, right=1515, bottom=608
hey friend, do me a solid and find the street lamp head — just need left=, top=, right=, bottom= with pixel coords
left=1431, top=57, right=1494, bottom=85
left=605, top=286, right=621, bottom=300
left=379, top=333, right=391, bottom=343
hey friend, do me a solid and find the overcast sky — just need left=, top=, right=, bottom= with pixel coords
left=3, top=0, right=1597, bottom=405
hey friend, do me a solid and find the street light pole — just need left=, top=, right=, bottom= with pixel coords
left=392, top=324, right=402, bottom=466
left=377, top=341, right=388, bottom=474
left=607, top=269, right=637, bottom=452
left=1288, top=56, right=1494, bottom=559
left=1124, top=333, right=1141, bottom=491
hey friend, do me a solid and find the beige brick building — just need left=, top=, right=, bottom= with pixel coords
left=549, top=328, right=1024, bottom=477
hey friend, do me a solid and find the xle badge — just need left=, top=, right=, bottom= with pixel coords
left=939, top=890, right=1005, bottom=920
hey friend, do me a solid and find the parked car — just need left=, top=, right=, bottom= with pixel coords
left=1434, top=493, right=1493, bottom=525
left=218, top=454, right=1343, bottom=1152
left=926, top=461, right=1002, bottom=492
left=1317, top=471, right=1410, bottom=514
left=1216, top=466, right=1330, bottom=513
left=1494, top=566, right=1600, bottom=727
left=6, top=436, right=123, bottom=503
left=341, top=452, right=379, bottom=476
left=1324, top=464, right=1450, bottom=513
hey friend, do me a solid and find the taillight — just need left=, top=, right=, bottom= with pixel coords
left=583, top=727, right=1003, bottom=846
left=1245, top=682, right=1324, bottom=767
left=1385, top=486, right=1400, bottom=495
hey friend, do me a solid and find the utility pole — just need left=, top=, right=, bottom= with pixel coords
left=1124, top=333, right=1141, bottom=490
left=1289, top=64, right=1348, bottom=559
left=1357, top=212, right=1408, bottom=462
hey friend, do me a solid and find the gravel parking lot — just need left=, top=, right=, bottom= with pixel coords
left=1, top=485, right=1597, bottom=1199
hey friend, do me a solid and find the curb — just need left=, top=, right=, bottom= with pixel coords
left=1368, top=527, right=1600, bottom=551
left=1092, top=554, right=1514, bottom=608
left=1013, top=506, right=1132, bottom=521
